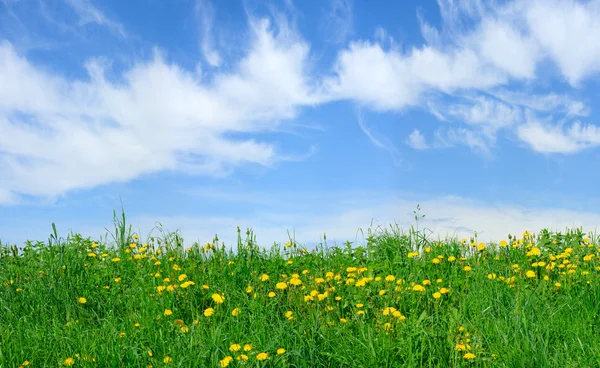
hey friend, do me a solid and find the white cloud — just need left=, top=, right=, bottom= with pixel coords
left=326, top=41, right=504, bottom=112
left=0, top=17, right=321, bottom=203
left=407, top=129, right=428, bottom=150
left=517, top=119, right=600, bottom=154
left=63, top=0, right=126, bottom=38
left=472, top=18, right=540, bottom=79
left=195, top=0, right=221, bottom=67
left=525, top=0, right=600, bottom=86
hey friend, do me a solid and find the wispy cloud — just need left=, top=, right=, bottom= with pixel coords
left=63, top=0, right=126, bottom=38
left=357, top=112, right=403, bottom=165
left=321, top=0, right=353, bottom=44
left=195, top=0, right=221, bottom=67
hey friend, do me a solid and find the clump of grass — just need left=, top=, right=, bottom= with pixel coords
left=1, top=210, right=600, bottom=367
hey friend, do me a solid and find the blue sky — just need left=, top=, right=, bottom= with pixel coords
left=3, top=0, right=600, bottom=248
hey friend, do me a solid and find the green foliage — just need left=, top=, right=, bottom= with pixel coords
left=1, top=211, right=600, bottom=367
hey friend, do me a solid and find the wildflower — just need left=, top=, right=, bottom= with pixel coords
left=220, top=356, right=233, bottom=367
left=463, top=353, right=476, bottom=360
left=163, top=356, right=172, bottom=363
left=439, top=287, right=450, bottom=294
left=230, top=344, right=241, bottom=352
left=212, top=293, right=225, bottom=304
left=231, top=307, right=241, bottom=316
left=119, top=332, right=126, bottom=338
left=433, top=292, right=442, bottom=299
left=432, top=258, right=441, bottom=264
left=204, top=308, right=215, bottom=317
left=78, top=297, right=87, bottom=304
left=526, top=270, right=536, bottom=278
left=385, top=275, right=395, bottom=282
left=88, top=253, right=96, bottom=257
left=178, top=274, right=187, bottom=281
left=276, top=282, right=288, bottom=290
left=285, top=311, right=294, bottom=320
left=164, top=309, right=173, bottom=316
left=463, top=266, right=472, bottom=272
left=114, top=277, right=121, bottom=283
left=422, top=280, right=431, bottom=286
left=111, top=257, right=120, bottom=262
left=64, top=357, right=75, bottom=366
left=246, top=286, right=253, bottom=293
left=268, top=292, right=276, bottom=298
left=412, top=285, right=425, bottom=292
left=174, top=319, right=184, bottom=326
left=499, top=240, right=508, bottom=247
left=243, top=344, right=252, bottom=351
left=277, top=348, right=286, bottom=354
left=256, top=352, right=268, bottom=361
left=180, top=326, right=189, bottom=333
left=448, top=256, right=456, bottom=262
left=340, top=318, right=347, bottom=323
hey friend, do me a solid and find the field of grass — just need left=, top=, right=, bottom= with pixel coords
left=2, top=211, right=600, bottom=367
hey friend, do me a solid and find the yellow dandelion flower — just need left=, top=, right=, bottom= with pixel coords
left=230, top=344, right=241, bottom=352
left=243, top=344, right=252, bottom=351
left=268, top=292, right=276, bottom=298
left=212, top=293, right=225, bottom=304
left=232, top=308, right=241, bottom=316
left=463, top=266, right=472, bottom=272
left=163, top=356, right=172, bottom=363
left=276, top=282, right=288, bottom=290
left=164, top=309, right=173, bottom=316
left=64, top=357, right=75, bottom=366
left=526, top=270, right=536, bottom=278
left=412, top=285, right=425, bottom=292
left=277, top=348, right=285, bottom=355
left=111, top=257, right=120, bottom=262
left=78, top=297, right=87, bottom=304
left=204, top=308, right=215, bottom=317
left=220, top=356, right=233, bottom=367
left=178, top=274, right=187, bottom=281
left=256, top=352, right=268, bottom=361
left=433, top=292, right=442, bottom=299
left=237, top=354, right=249, bottom=361
left=463, top=353, right=476, bottom=359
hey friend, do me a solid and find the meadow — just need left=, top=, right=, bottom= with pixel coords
left=1, top=211, right=600, bottom=367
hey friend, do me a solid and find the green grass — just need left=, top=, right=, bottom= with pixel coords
left=2, top=211, right=600, bottom=367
